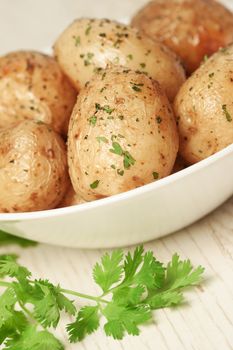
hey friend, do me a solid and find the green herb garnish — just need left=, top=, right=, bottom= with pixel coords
left=90, top=180, right=100, bottom=189
left=0, top=230, right=37, bottom=247
left=96, top=136, right=108, bottom=144
left=153, top=172, right=159, bottom=180
left=222, top=104, right=232, bottom=122
left=89, top=116, right=97, bottom=126
left=0, top=246, right=204, bottom=348
left=85, top=25, right=92, bottom=35
left=74, top=36, right=81, bottom=47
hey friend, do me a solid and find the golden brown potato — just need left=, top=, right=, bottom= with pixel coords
left=58, top=185, right=87, bottom=208
left=0, top=120, right=69, bottom=213
left=68, top=67, right=178, bottom=201
left=0, top=51, right=77, bottom=135
left=132, top=0, right=233, bottom=74
left=54, top=18, right=185, bottom=101
left=174, top=45, right=233, bottom=164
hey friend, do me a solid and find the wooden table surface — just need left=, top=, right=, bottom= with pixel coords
left=1, top=197, right=233, bottom=350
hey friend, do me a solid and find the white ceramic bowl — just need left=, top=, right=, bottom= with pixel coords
left=0, top=0, right=233, bottom=248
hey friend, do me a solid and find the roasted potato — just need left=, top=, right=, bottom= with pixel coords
left=0, top=120, right=69, bottom=212
left=174, top=45, right=233, bottom=164
left=54, top=18, right=185, bottom=101
left=132, top=0, right=233, bottom=74
left=0, top=51, right=77, bottom=135
left=68, top=67, right=178, bottom=201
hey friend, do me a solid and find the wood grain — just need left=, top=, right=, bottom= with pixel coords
left=0, top=197, right=233, bottom=350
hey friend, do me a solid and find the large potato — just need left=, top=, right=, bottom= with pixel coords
left=0, top=51, right=77, bottom=135
left=132, top=0, right=233, bottom=74
left=68, top=67, right=178, bottom=201
left=54, top=18, right=185, bottom=101
left=0, top=120, right=69, bottom=213
left=174, top=45, right=233, bottom=164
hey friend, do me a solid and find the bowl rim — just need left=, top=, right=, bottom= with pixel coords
left=1, top=143, right=233, bottom=221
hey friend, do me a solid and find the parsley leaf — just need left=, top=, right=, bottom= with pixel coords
left=0, top=247, right=205, bottom=348
left=67, top=306, right=100, bottom=342
left=0, top=230, right=37, bottom=247
left=93, top=250, right=124, bottom=292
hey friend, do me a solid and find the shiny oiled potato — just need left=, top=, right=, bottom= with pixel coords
left=174, top=45, right=233, bottom=164
left=54, top=18, right=185, bottom=101
left=68, top=67, right=179, bottom=201
left=0, top=51, right=77, bottom=135
left=132, top=0, right=233, bottom=74
left=0, top=121, right=69, bottom=213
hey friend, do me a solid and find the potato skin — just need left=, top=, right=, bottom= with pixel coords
left=0, top=51, right=77, bottom=135
left=0, top=121, right=69, bottom=213
left=174, top=45, right=233, bottom=164
left=54, top=18, right=185, bottom=101
left=68, top=67, right=178, bottom=201
left=132, top=0, right=233, bottom=74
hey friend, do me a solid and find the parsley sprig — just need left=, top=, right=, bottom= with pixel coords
left=0, top=246, right=204, bottom=349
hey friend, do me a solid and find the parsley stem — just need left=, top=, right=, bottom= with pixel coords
left=19, top=300, right=42, bottom=327
left=0, top=280, right=11, bottom=288
left=60, top=288, right=109, bottom=304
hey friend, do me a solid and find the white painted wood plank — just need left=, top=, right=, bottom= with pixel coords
left=0, top=197, right=233, bottom=350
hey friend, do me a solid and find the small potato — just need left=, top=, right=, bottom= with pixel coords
left=54, top=18, right=185, bottom=101
left=58, top=186, right=87, bottom=208
left=0, top=120, right=69, bottom=213
left=174, top=45, right=233, bottom=164
left=132, top=0, right=233, bottom=74
left=0, top=51, right=77, bottom=135
left=68, top=67, right=178, bottom=201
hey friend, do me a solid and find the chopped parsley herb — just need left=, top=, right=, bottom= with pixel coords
left=83, top=52, right=95, bottom=66
left=130, top=82, right=144, bottom=92
left=123, top=151, right=135, bottom=169
left=117, top=169, right=124, bottom=176
left=90, top=180, right=100, bottom=189
left=74, top=36, right=81, bottom=47
left=153, top=172, right=159, bottom=180
left=113, top=56, right=120, bottom=64
left=99, top=32, right=106, bottom=37
left=102, top=72, right=106, bottom=80
left=127, top=54, right=133, bottom=60
left=89, top=116, right=97, bottom=126
left=110, top=142, right=136, bottom=169
left=222, top=104, right=232, bottom=122
left=145, top=49, right=151, bottom=56
left=85, top=25, right=92, bottom=35
left=100, top=87, right=107, bottom=93
left=156, top=116, right=162, bottom=124
left=96, top=136, right=108, bottom=144
left=133, top=86, right=141, bottom=92
left=111, top=164, right=116, bottom=169
left=118, top=115, right=124, bottom=120
left=96, top=104, right=115, bottom=114
left=140, top=63, right=146, bottom=69
left=93, top=67, right=103, bottom=74
left=110, top=142, right=123, bottom=156
left=209, top=72, right=215, bottom=78
left=95, top=103, right=101, bottom=111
